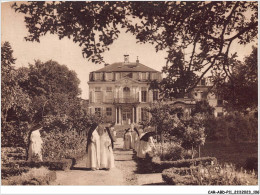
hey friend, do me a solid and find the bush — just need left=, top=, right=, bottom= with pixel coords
left=204, top=113, right=258, bottom=143
left=41, top=129, right=87, bottom=161
left=1, top=147, right=26, bottom=164
left=1, top=167, right=30, bottom=179
left=152, top=156, right=217, bottom=173
left=153, top=142, right=190, bottom=161
left=3, top=159, right=73, bottom=171
left=2, top=167, right=56, bottom=185
left=244, top=157, right=258, bottom=172
left=192, top=164, right=258, bottom=185
left=162, top=164, right=258, bottom=185
left=162, top=166, right=199, bottom=185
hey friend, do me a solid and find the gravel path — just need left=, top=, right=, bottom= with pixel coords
left=51, top=138, right=164, bottom=185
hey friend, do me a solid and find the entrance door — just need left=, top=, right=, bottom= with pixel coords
left=122, top=109, right=132, bottom=124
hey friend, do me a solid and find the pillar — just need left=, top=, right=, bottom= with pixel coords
left=115, top=107, right=118, bottom=124
left=132, top=106, right=135, bottom=124
left=136, top=106, right=139, bottom=123
left=119, top=107, right=121, bottom=125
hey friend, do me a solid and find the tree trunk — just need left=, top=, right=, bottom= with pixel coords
left=191, top=145, right=194, bottom=159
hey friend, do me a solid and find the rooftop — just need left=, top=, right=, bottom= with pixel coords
left=94, top=62, right=160, bottom=73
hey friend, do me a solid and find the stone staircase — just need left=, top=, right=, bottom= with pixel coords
left=114, top=124, right=131, bottom=138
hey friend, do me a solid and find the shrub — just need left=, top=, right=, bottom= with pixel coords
left=162, top=166, right=199, bottom=185
left=244, top=157, right=258, bottom=172
left=192, top=164, right=258, bottom=185
left=2, top=167, right=56, bottom=185
left=153, top=142, right=191, bottom=161
left=41, top=129, right=86, bottom=161
left=1, top=167, right=30, bottom=179
left=204, top=112, right=258, bottom=143
left=152, top=156, right=217, bottom=173
left=3, top=159, right=73, bottom=171
left=162, top=164, right=258, bottom=185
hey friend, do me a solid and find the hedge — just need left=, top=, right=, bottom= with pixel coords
left=151, top=156, right=217, bottom=173
left=162, top=166, right=199, bottom=185
left=1, top=167, right=30, bottom=179
left=2, top=168, right=57, bottom=185
left=2, top=159, right=73, bottom=171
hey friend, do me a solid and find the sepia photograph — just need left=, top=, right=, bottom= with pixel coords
left=1, top=1, right=259, bottom=194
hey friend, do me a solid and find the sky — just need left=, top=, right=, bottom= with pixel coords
left=1, top=1, right=257, bottom=100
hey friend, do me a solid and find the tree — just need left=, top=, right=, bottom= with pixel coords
left=191, top=100, right=215, bottom=117
left=214, top=47, right=258, bottom=112
left=18, top=60, right=82, bottom=123
left=1, top=42, right=31, bottom=147
left=12, top=2, right=257, bottom=94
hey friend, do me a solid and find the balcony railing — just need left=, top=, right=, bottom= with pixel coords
left=114, top=98, right=139, bottom=104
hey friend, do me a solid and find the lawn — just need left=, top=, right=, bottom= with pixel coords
left=200, top=141, right=258, bottom=169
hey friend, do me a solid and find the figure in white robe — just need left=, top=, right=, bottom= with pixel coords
left=86, top=124, right=100, bottom=170
left=106, top=127, right=115, bottom=169
left=137, top=135, right=155, bottom=159
left=131, top=127, right=140, bottom=151
left=100, top=126, right=115, bottom=169
left=28, top=128, right=43, bottom=161
left=123, top=129, right=132, bottom=150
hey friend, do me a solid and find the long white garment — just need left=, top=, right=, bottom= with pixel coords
left=123, top=131, right=132, bottom=150
left=100, top=132, right=115, bottom=169
left=131, top=131, right=139, bottom=151
left=28, top=129, right=43, bottom=161
left=137, top=136, right=155, bottom=159
left=137, top=133, right=145, bottom=157
left=86, top=130, right=101, bottom=169
left=100, top=132, right=109, bottom=169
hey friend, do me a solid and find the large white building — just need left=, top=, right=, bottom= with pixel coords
left=88, top=55, right=224, bottom=125
left=88, top=55, right=162, bottom=125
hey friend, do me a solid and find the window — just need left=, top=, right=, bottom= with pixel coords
left=141, top=108, right=148, bottom=121
left=141, top=88, right=147, bottom=102
left=95, top=87, right=102, bottom=103
left=95, top=87, right=101, bottom=92
left=106, top=108, right=112, bottom=116
left=106, top=87, right=112, bottom=92
left=153, top=91, right=159, bottom=101
left=95, top=73, right=101, bottom=80
left=95, top=108, right=101, bottom=116
left=141, top=72, right=147, bottom=80
left=201, top=78, right=206, bottom=86
left=106, top=73, right=112, bottom=81
left=89, top=91, right=93, bottom=103
left=122, top=72, right=132, bottom=78
left=217, top=112, right=223, bottom=117
left=115, top=73, right=121, bottom=80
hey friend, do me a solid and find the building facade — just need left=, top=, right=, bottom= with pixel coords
left=88, top=55, right=162, bottom=125
left=88, top=55, right=224, bottom=125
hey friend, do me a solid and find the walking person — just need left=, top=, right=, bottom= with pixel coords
left=137, top=132, right=156, bottom=159
left=106, top=126, right=115, bottom=169
left=123, top=128, right=132, bottom=150
left=86, top=123, right=100, bottom=171
left=28, top=125, right=43, bottom=161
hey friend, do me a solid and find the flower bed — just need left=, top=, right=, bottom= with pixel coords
left=162, top=164, right=258, bottom=185
left=151, top=156, right=217, bottom=173
left=1, top=167, right=30, bottom=179
left=2, top=159, right=73, bottom=172
left=2, top=167, right=56, bottom=185
left=162, top=166, right=199, bottom=185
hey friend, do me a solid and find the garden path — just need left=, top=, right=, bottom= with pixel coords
left=51, top=138, right=163, bottom=185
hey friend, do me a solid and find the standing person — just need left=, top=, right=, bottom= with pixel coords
left=28, top=125, right=43, bottom=161
left=105, top=126, right=115, bottom=169
left=137, top=132, right=156, bottom=159
left=123, top=128, right=132, bottom=150
left=98, top=124, right=108, bottom=169
left=86, top=123, right=100, bottom=171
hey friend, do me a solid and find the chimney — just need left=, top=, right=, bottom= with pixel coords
left=136, top=56, right=139, bottom=63
left=124, top=54, right=129, bottom=63
left=104, top=63, right=109, bottom=67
